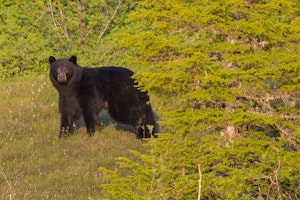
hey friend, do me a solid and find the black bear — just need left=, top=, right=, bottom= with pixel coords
left=49, top=55, right=156, bottom=138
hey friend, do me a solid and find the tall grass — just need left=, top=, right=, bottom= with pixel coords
left=0, top=74, right=145, bottom=199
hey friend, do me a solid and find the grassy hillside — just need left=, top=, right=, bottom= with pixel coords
left=0, top=75, right=145, bottom=199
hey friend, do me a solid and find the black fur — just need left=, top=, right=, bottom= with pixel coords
left=49, top=56, right=156, bottom=138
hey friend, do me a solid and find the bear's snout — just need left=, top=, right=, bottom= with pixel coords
left=57, top=72, right=67, bottom=83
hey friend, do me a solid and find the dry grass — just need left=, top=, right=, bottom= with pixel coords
left=0, top=74, right=145, bottom=199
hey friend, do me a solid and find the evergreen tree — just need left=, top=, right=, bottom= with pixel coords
left=100, top=0, right=300, bottom=199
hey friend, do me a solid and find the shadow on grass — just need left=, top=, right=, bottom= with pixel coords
left=75, top=109, right=135, bottom=134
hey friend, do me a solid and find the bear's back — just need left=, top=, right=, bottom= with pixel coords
left=79, top=66, right=136, bottom=97
left=98, top=66, right=134, bottom=78
left=82, top=66, right=133, bottom=78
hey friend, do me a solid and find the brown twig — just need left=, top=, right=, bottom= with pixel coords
left=48, top=0, right=63, bottom=42
left=197, top=163, right=202, bottom=200
left=97, top=0, right=123, bottom=42
left=76, top=0, right=83, bottom=44
left=57, top=0, right=70, bottom=41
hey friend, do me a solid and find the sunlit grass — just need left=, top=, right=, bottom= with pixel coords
left=0, top=74, right=145, bottom=199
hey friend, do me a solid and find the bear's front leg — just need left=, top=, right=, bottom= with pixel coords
left=59, top=114, right=76, bottom=138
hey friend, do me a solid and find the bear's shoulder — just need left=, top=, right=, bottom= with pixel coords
left=82, top=66, right=133, bottom=79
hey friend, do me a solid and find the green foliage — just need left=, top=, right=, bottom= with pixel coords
left=199, top=132, right=300, bottom=199
left=104, top=0, right=300, bottom=140
left=100, top=134, right=199, bottom=200
left=99, top=0, right=300, bottom=199
left=100, top=133, right=300, bottom=199
left=0, top=0, right=133, bottom=78
left=1, top=0, right=300, bottom=199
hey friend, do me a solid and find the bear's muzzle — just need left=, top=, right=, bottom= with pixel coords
left=57, top=73, right=67, bottom=83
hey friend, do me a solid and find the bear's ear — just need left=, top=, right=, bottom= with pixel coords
left=49, top=56, right=56, bottom=64
left=69, top=56, right=77, bottom=65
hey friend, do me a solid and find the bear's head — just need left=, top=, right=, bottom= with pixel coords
left=49, top=56, right=77, bottom=84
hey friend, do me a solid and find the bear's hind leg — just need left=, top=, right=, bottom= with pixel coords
left=134, top=110, right=156, bottom=138
left=134, top=124, right=152, bottom=139
left=82, top=111, right=101, bottom=136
